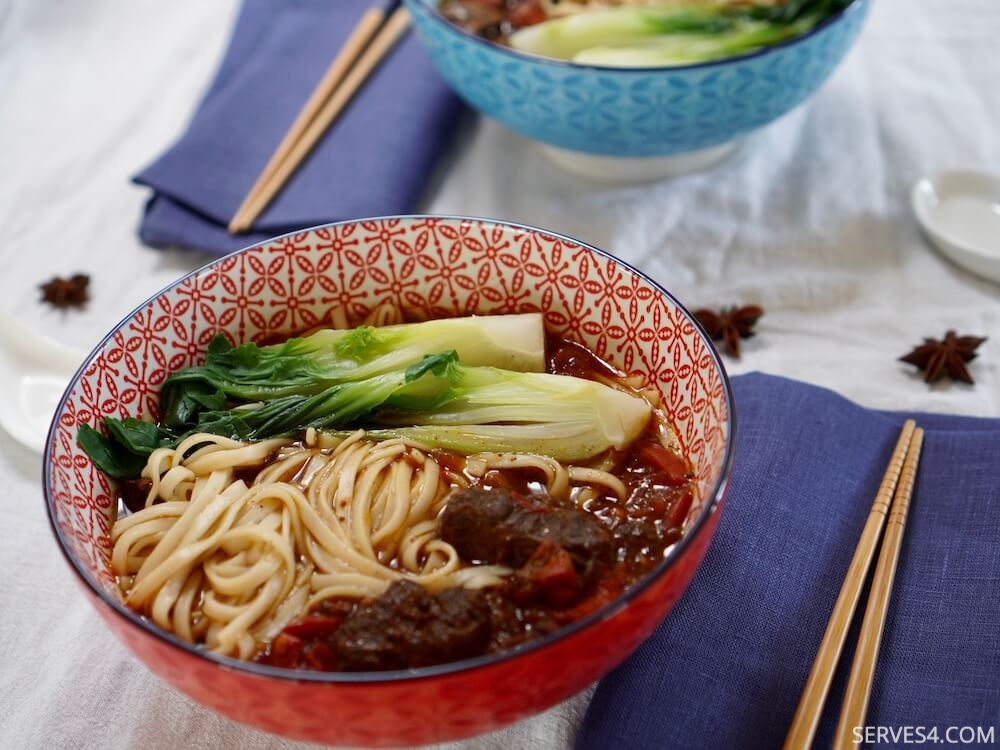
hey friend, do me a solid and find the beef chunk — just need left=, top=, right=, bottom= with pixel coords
left=440, top=487, right=615, bottom=590
left=439, top=487, right=516, bottom=563
left=333, top=581, right=491, bottom=671
left=505, top=506, right=614, bottom=584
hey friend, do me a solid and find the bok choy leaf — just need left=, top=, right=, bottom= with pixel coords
left=160, top=313, right=545, bottom=429
left=80, top=352, right=461, bottom=479
left=79, top=349, right=653, bottom=478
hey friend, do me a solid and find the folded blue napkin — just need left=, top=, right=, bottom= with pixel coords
left=578, top=373, right=999, bottom=749
left=134, top=0, right=463, bottom=255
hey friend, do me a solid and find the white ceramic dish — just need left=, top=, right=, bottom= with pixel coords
left=912, top=168, right=1000, bottom=284
left=0, top=308, right=84, bottom=453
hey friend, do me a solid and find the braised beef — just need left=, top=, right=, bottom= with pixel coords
left=440, top=487, right=614, bottom=586
left=439, top=487, right=516, bottom=563
left=333, top=581, right=491, bottom=671
left=505, top=505, right=614, bottom=583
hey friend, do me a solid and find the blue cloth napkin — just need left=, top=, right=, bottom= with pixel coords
left=578, top=373, right=1000, bottom=749
left=134, top=0, right=463, bottom=255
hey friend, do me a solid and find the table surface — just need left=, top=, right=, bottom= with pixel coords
left=1, top=0, right=997, bottom=747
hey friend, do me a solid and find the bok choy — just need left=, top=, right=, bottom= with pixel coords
left=357, top=363, right=652, bottom=460
left=78, top=351, right=460, bottom=479
left=198, top=356, right=652, bottom=460
left=160, top=313, right=545, bottom=429
left=78, top=349, right=653, bottom=478
left=508, top=0, right=852, bottom=67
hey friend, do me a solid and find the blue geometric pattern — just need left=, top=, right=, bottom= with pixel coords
left=405, top=0, right=869, bottom=157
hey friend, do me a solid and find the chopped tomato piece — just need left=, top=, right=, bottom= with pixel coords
left=281, top=613, right=343, bottom=639
left=556, top=565, right=626, bottom=624
left=515, top=541, right=579, bottom=607
left=262, top=633, right=303, bottom=669
left=666, top=489, right=693, bottom=530
left=636, top=442, right=689, bottom=486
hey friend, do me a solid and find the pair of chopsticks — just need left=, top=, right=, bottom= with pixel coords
left=784, top=419, right=925, bottom=750
left=228, top=4, right=411, bottom=234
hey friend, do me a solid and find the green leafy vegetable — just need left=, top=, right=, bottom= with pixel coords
left=193, top=357, right=651, bottom=461
left=193, top=351, right=462, bottom=441
left=78, top=419, right=173, bottom=479
left=160, top=313, right=545, bottom=429
left=80, top=352, right=463, bottom=473
left=508, top=0, right=852, bottom=66
left=78, top=345, right=653, bottom=477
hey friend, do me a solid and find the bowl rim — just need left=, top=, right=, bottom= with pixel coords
left=44, top=214, right=736, bottom=686
left=405, top=0, right=865, bottom=74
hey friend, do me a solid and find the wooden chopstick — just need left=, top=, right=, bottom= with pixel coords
left=832, top=427, right=924, bottom=749
left=783, top=419, right=918, bottom=750
left=228, top=5, right=411, bottom=234
left=227, top=6, right=387, bottom=234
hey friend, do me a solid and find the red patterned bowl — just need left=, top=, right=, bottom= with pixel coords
left=44, top=216, right=734, bottom=747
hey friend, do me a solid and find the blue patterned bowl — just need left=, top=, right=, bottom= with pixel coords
left=405, top=0, right=869, bottom=175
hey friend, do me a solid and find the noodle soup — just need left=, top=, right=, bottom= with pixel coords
left=87, top=312, right=697, bottom=672
left=438, top=0, right=855, bottom=67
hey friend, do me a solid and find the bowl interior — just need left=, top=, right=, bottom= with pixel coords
left=411, top=0, right=863, bottom=73
left=46, top=216, right=731, bottom=635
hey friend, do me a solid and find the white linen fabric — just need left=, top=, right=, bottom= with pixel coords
left=0, top=0, right=996, bottom=748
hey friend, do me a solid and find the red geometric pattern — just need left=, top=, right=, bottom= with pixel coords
left=46, top=217, right=732, bottom=745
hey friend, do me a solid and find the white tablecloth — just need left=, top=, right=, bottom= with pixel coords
left=1, top=0, right=997, bottom=747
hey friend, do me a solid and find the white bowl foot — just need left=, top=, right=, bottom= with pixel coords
left=539, top=140, right=739, bottom=183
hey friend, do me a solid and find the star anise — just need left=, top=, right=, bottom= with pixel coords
left=693, top=305, right=764, bottom=358
left=39, top=273, right=90, bottom=309
left=899, top=330, right=987, bottom=384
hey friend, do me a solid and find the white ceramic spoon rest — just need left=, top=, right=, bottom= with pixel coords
left=0, top=308, right=85, bottom=454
